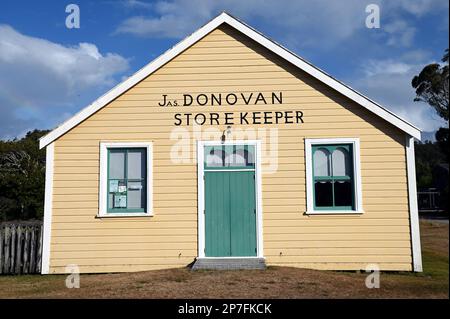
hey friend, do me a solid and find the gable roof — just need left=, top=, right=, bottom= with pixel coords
left=39, top=12, right=421, bottom=148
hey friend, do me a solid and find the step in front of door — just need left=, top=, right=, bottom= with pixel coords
left=191, top=257, right=266, bottom=270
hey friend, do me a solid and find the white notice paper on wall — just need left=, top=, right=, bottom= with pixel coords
left=118, top=180, right=127, bottom=193
left=109, top=180, right=119, bottom=193
left=114, top=195, right=127, bottom=208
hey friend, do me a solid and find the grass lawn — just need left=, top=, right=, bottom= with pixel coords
left=0, top=220, right=448, bottom=299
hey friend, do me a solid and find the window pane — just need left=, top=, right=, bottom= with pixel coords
left=332, top=147, right=350, bottom=177
left=127, top=149, right=145, bottom=179
left=315, top=181, right=333, bottom=207
left=334, top=180, right=353, bottom=207
left=225, top=145, right=255, bottom=167
left=205, top=147, right=225, bottom=167
left=313, top=148, right=330, bottom=177
left=128, top=181, right=145, bottom=209
left=109, top=150, right=125, bottom=179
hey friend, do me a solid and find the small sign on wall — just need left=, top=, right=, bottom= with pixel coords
left=109, top=180, right=119, bottom=193
left=114, top=194, right=127, bottom=208
left=156, top=92, right=305, bottom=126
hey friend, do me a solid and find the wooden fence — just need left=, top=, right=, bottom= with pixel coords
left=0, top=221, right=43, bottom=275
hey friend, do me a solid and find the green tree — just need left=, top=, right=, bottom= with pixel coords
left=415, top=141, right=445, bottom=189
left=0, top=129, right=49, bottom=221
left=412, top=48, right=449, bottom=121
left=412, top=49, right=449, bottom=161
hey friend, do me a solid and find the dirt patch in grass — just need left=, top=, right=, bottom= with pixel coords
left=0, top=221, right=447, bottom=299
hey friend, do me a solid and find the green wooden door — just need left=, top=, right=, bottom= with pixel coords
left=205, top=172, right=232, bottom=257
left=229, top=171, right=257, bottom=256
left=204, top=145, right=257, bottom=257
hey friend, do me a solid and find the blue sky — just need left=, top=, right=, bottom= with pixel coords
left=0, top=0, right=448, bottom=140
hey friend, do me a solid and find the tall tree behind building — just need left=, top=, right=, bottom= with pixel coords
left=412, top=48, right=449, bottom=161
left=0, top=130, right=49, bottom=221
left=412, top=49, right=449, bottom=211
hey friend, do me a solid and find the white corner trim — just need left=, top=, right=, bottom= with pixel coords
left=197, top=140, right=264, bottom=258
left=305, top=138, right=363, bottom=215
left=41, top=142, right=54, bottom=274
left=98, top=142, right=153, bottom=217
left=406, top=136, right=423, bottom=272
left=39, top=13, right=420, bottom=149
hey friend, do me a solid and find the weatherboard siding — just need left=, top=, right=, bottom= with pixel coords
left=49, top=25, right=412, bottom=273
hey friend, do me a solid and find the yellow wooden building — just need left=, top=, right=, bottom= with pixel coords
left=39, top=13, right=422, bottom=274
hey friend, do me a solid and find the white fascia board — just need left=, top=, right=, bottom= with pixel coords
left=39, top=12, right=421, bottom=149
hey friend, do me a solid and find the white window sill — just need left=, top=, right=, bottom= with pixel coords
left=305, top=210, right=364, bottom=215
left=96, top=212, right=153, bottom=218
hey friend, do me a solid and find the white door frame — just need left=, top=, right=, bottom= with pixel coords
left=197, top=140, right=264, bottom=259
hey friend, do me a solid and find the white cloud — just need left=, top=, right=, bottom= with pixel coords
left=390, top=0, right=449, bottom=17
left=400, top=49, right=432, bottom=62
left=115, top=0, right=366, bottom=47
left=0, top=25, right=129, bottom=138
left=350, top=55, right=446, bottom=132
left=384, top=20, right=416, bottom=47
left=114, top=0, right=448, bottom=51
left=122, top=0, right=153, bottom=9
left=363, top=59, right=414, bottom=77
left=378, top=0, right=448, bottom=47
left=115, top=0, right=215, bottom=38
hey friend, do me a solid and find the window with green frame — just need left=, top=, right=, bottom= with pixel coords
left=107, top=148, right=147, bottom=213
left=312, top=144, right=354, bottom=210
left=204, top=144, right=255, bottom=169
